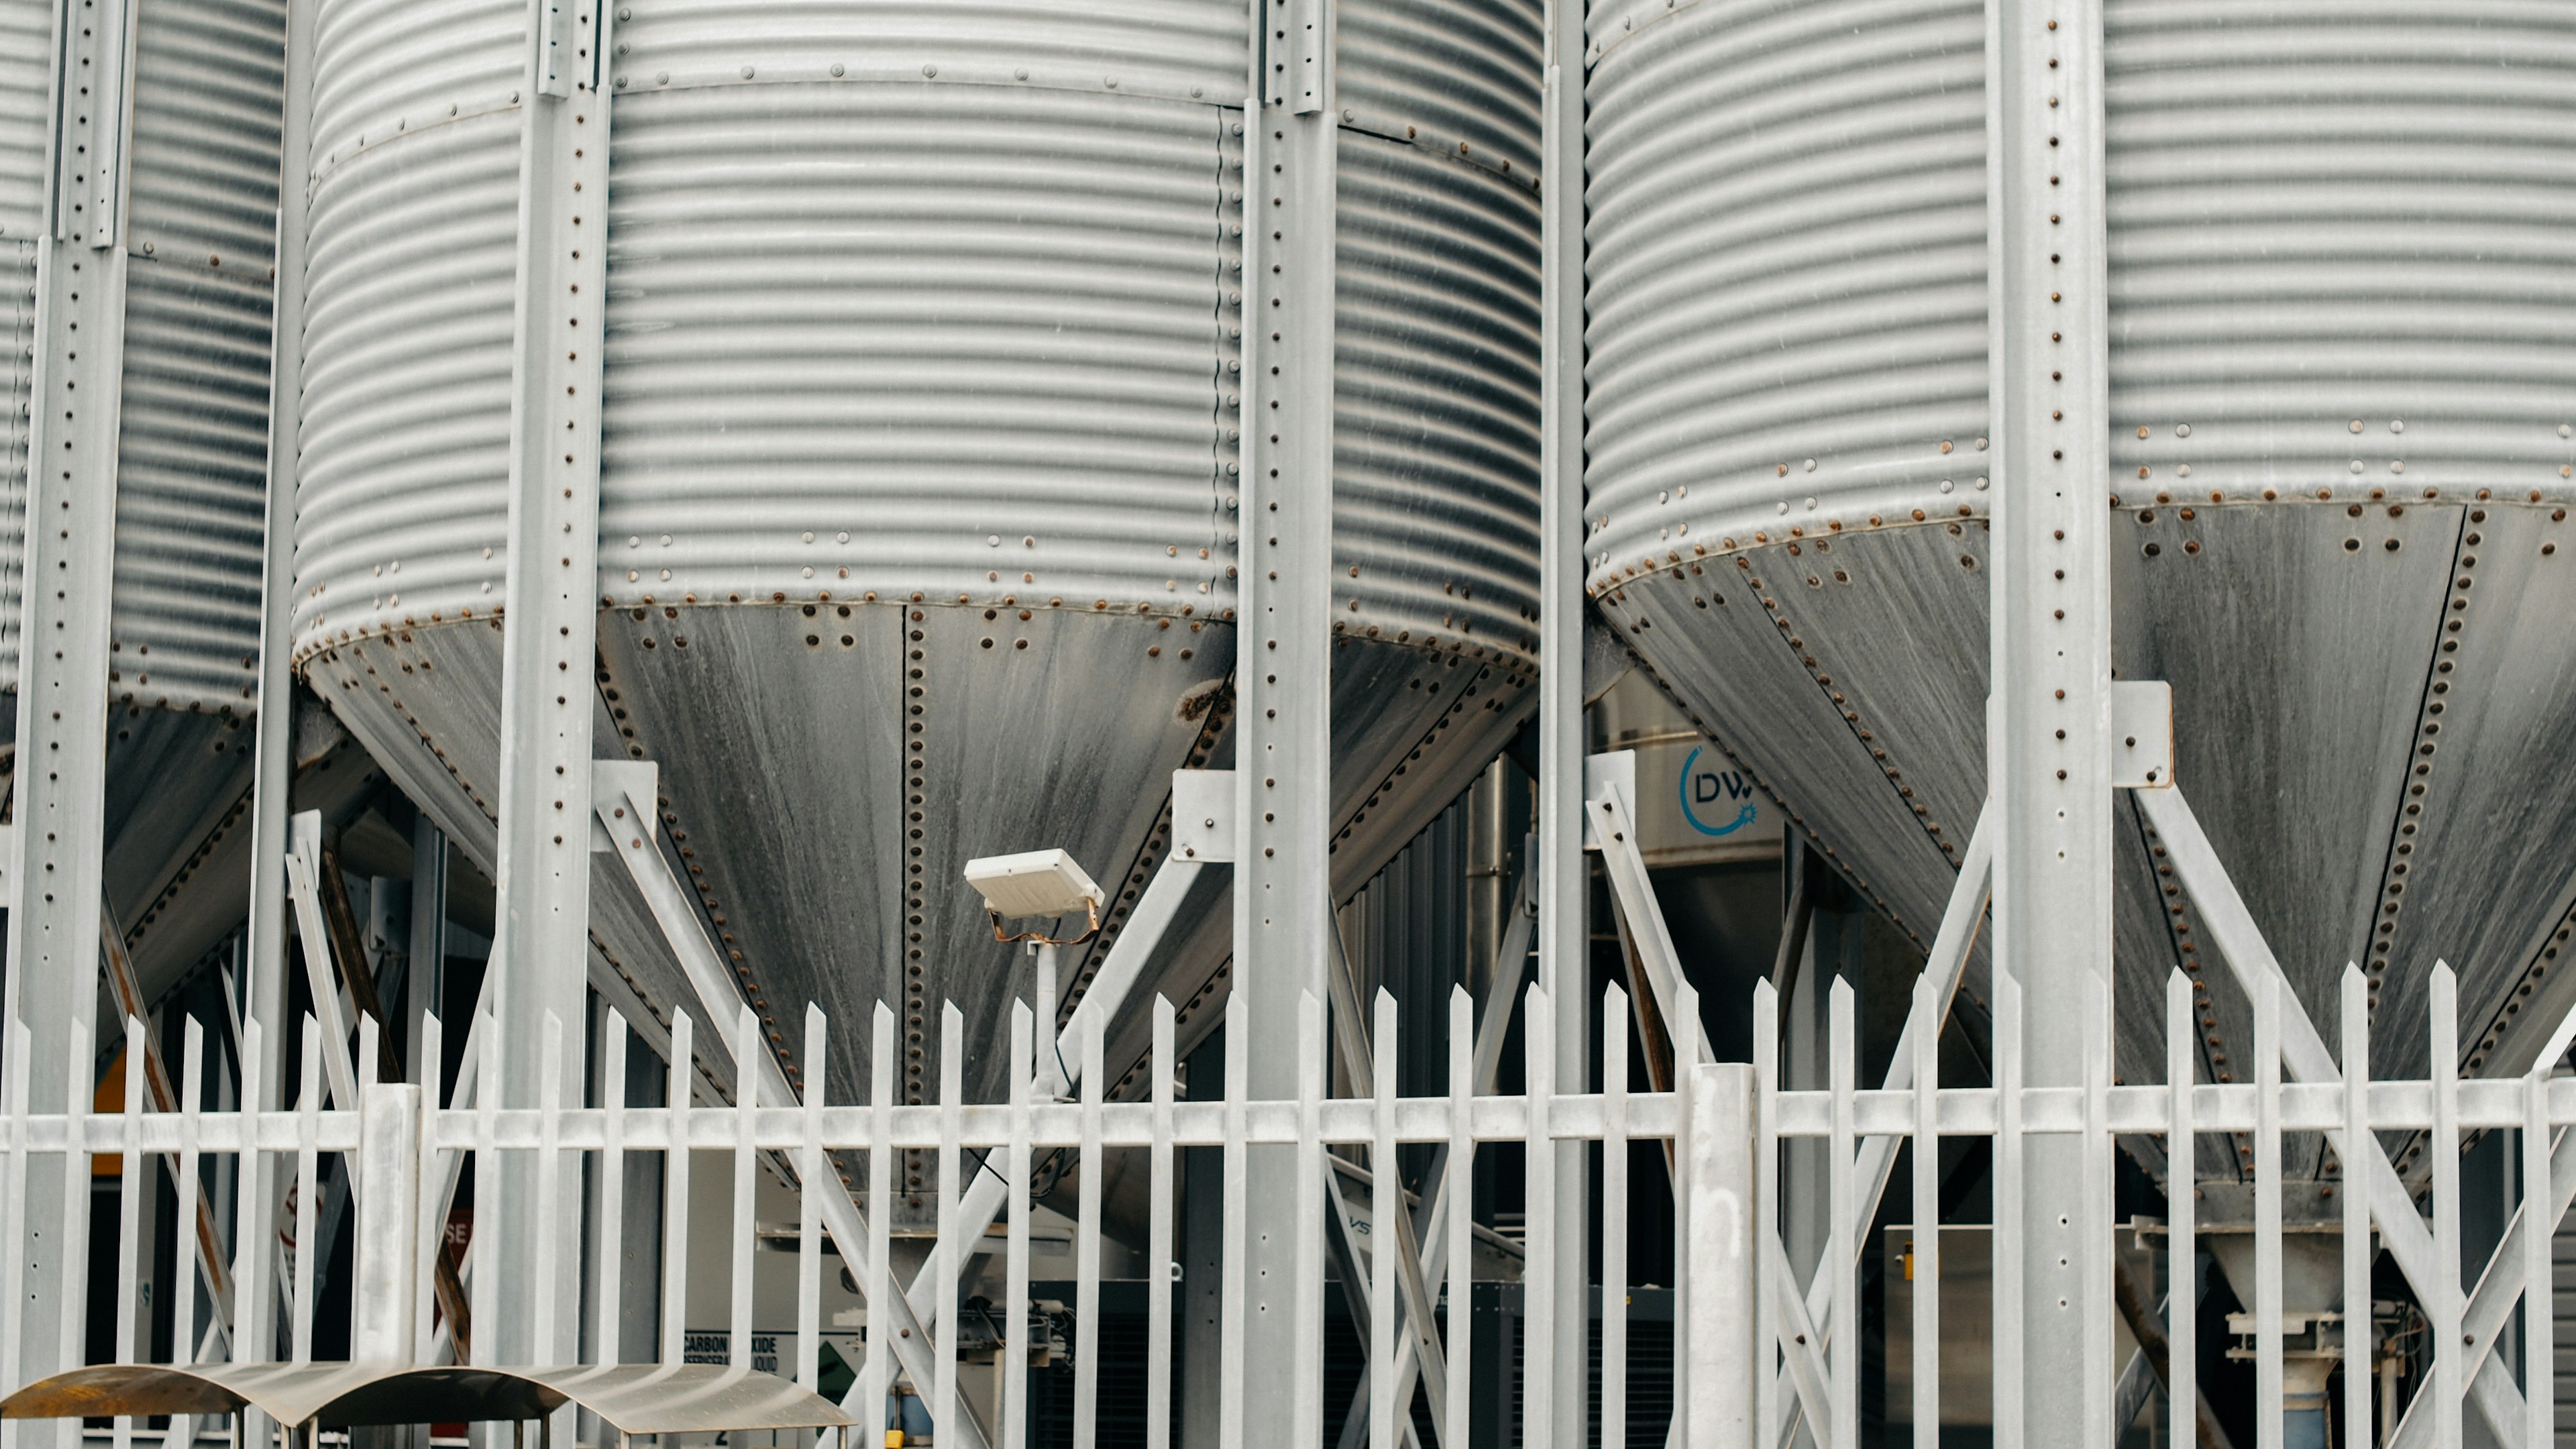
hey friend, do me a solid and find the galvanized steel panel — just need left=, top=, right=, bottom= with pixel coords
left=0, top=0, right=45, bottom=238
left=307, top=0, right=522, bottom=168
left=109, top=262, right=272, bottom=714
left=1589, top=0, right=2576, bottom=1125
left=608, top=0, right=1241, bottom=107
left=293, top=108, right=519, bottom=654
left=127, top=0, right=286, bottom=272
left=596, top=82, right=1238, bottom=612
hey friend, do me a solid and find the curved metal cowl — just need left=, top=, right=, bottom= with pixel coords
left=288, top=0, right=1543, bottom=1186
left=1587, top=0, right=2576, bottom=1183
left=0, top=0, right=284, bottom=994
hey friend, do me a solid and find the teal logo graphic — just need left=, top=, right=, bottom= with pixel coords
left=1680, top=746, right=1758, bottom=837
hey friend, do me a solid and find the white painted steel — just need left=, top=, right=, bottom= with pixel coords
left=2340, top=972, right=2368, bottom=1449
left=1992, top=969, right=2023, bottom=1449
left=1371, top=991, right=1399, bottom=1449
left=595, top=1012, right=626, bottom=1368
left=1911, top=975, right=1938, bottom=1449
left=292, top=1018, right=321, bottom=1362
left=1522, top=983, right=1554, bottom=1449
left=1075, top=1020, right=1104, bottom=1449
left=1601, top=983, right=1628, bottom=1449
left=113, top=1023, right=144, bottom=1449
left=863, top=1005, right=894, bottom=1427
left=9, top=974, right=2571, bottom=1446
left=659, top=1011, right=692, bottom=1369
left=1004, top=1006, right=1033, bottom=1449
left=2168, top=972, right=2196, bottom=1449
left=798, top=1004, right=824, bottom=1393
left=937, top=1004, right=965, bottom=1449
left=1829, top=983, right=1858, bottom=1449
left=1685, top=1062, right=1756, bottom=1449
left=354, top=1082, right=421, bottom=1364
left=1444, top=988, right=1473, bottom=1449
left=2431, top=970, right=2463, bottom=1449
left=2525, top=1062, right=2551, bottom=1449
left=731, top=1008, right=759, bottom=1369
left=2255, top=978, right=2283, bottom=1449
left=1148, top=998, right=1176, bottom=1449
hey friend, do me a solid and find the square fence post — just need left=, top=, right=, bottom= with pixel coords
left=1687, top=1062, right=1758, bottom=1449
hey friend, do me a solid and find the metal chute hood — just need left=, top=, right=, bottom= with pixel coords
left=1583, top=0, right=2576, bottom=1184
left=288, top=0, right=1545, bottom=1209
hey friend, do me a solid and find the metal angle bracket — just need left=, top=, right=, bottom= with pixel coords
left=2109, top=680, right=2174, bottom=790
left=1171, top=769, right=1237, bottom=863
left=1579, top=749, right=1638, bottom=851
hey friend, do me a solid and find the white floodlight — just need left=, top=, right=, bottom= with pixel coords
left=963, top=849, right=1104, bottom=944
left=965, top=849, right=1105, bottom=1091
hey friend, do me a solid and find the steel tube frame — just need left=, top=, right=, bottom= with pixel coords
left=486, top=0, right=615, bottom=1375
left=1986, top=0, right=2114, bottom=1445
left=1234, top=0, right=1337, bottom=1437
left=5, top=0, right=142, bottom=1428
left=1537, top=0, right=1591, bottom=1438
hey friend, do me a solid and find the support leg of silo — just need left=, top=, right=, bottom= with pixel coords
left=1233, top=0, right=1339, bottom=1434
left=3, top=0, right=145, bottom=1435
left=1986, top=1, right=2116, bottom=1447
left=486, top=0, right=619, bottom=1385
left=1537, top=0, right=1593, bottom=1432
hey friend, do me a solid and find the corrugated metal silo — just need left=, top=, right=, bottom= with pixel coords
left=0, top=0, right=286, bottom=994
left=1585, top=0, right=2576, bottom=1184
left=288, top=0, right=1544, bottom=1197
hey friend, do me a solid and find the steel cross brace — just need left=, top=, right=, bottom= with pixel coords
left=586, top=764, right=988, bottom=1449
left=1329, top=865, right=1538, bottom=1449
left=1585, top=755, right=1997, bottom=1449
left=2134, top=787, right=2540, bottom=1449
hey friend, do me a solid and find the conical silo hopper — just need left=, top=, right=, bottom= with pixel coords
left=287, top=0, right=1543, bottom=1208
left=0, top=0, right=288, bottom=998
left=1584, top=0, right=2576, bottom=1187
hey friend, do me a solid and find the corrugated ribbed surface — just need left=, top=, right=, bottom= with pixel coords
left=1590, top=0, right=2576, bottom=1115
left=128, top=0, right=286, bottom=270
left=308, top=0, right=521, bottom=165
left=0, top=0, right=44, bottom=238
left=595, top=82, right=1235, bottom=612
left=1584, top=0, right=1986, bottom=584
left=610, top=0, right=1239, bottom=106
left=1334, top=133, right=1540, bottom=656
left=293, top=0, right=1544, bottom=1132
left=292, top=108, right=519, bottom=655
left=107, top=262, right=272, bottom=711
left=1340, top=0, right=1544, bottom=178
left=2102, top=0, right=2576, bottom=493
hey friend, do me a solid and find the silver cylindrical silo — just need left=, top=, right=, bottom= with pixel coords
left=1587, top=0, right=2576, bottom=1179
left=289, top=0, right=1542, bottom=1188
left=0, top=0, right=290, bottom=993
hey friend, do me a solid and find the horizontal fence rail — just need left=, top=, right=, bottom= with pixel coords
left=0, top=965, right=2565, bottom=1449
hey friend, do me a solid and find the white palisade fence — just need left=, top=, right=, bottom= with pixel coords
left=0, top=965, right=2566, bottom=1449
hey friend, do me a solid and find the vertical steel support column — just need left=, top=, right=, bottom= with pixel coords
left=1537, top=3, right=1590, bottom=1440
left=1986, top=1, right=2110, bottom=1446
left=244, top=0, right=316, bottom=1130
left=488, top=0, right=612, bottom=1371
left=3, top=0, right=138, bottom=1426
left=1235, top=0, right=1335, bottom=1438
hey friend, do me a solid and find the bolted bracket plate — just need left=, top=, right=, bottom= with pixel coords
left=590, top=759, right=661, bottom=850
left=1580, top=749, right=1638, bottom=850
left=2111, top=680, right=2175, bottom=790
left=1171, top=769, right=1236, bottom=863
